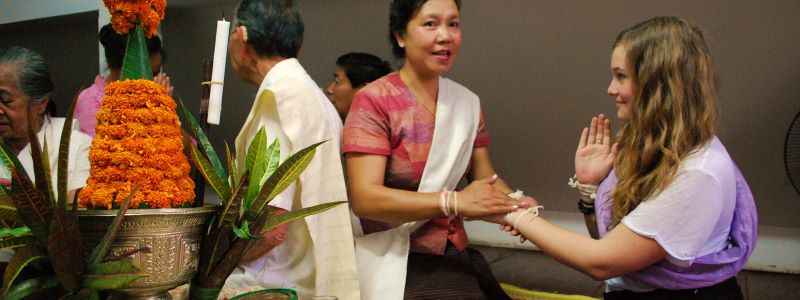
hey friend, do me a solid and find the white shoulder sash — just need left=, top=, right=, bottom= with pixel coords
left=355, top=77, right=480, bottom=300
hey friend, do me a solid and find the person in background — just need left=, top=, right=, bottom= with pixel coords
left=74, top=23, right=173, bottom=137
left=485, top=16, right=757, bottom=299
left=0, top=45, right=92, bottom=199
left=325, top=52, right=391, bottom=120
left=220, top=0, right=360, bottom=299
left=343, top=0, right=532, bottom=298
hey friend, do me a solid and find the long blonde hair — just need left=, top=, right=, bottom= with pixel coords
left=610, top=16, right=718, bottom=227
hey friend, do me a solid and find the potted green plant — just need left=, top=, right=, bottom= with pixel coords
left=179, top=100, right=347, bottom=300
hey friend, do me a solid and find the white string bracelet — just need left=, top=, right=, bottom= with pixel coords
left=439, top=190, right=450, bottom=218
left=505, top=205, right=544, bottom=230
left=568, top=174, right=598, bottom=200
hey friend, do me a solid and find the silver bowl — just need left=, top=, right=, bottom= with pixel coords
left=78, top=205, right=219, bottom=300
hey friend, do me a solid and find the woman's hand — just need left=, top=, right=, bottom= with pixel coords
left=575, top=114, right=617, bottom=185
left=154, top=72, right=174, bottom=96
left=457, top=175, right=526, bottom=218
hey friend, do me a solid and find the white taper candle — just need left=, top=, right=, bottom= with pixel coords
left=208, top=19, right=230, bottom=125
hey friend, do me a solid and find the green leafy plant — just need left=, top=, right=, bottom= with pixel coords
left=180, top=92, right=346, bottom=299
left=0, top=96, right=146, bottom=300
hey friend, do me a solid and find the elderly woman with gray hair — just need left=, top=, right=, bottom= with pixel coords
left=0, top=46, right=92, bottom=196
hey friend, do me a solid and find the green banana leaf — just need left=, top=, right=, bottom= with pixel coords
left=5, top=276, right=61, bottom=300
left=47, top=209, right=83, bottom=292
left=2, top=244, right=48, bottom=296
left=190, top=146, right=232, bottom=202
left=82, top=259, right=145, bottom=290
left=121, top=22, right=153, bottom=81
left=180, top=100, right=228, bottom=184
left=243, top=141, right=325, bottom=221
left=57, top=92, right=79, bottom=209
left=88, top=186, right=137, bottom=266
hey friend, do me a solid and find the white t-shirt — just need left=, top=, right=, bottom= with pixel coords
left=606, top=137, right=737, bottom=292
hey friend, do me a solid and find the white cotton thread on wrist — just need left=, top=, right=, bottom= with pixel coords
left=568, top=174, right=598, bottom=201
left=508, top=205, right=544, bottom=230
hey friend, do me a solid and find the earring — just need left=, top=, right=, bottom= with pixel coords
left=399, top=42, right=405, bottom=48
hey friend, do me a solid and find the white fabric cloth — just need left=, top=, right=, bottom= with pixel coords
left=355, top=77, right=481, bottom=300
left=224, top=58, right=359, bottom=300
left=606, top=137, right=737, bottom=292
left=0, top=117, right=91, bottom=191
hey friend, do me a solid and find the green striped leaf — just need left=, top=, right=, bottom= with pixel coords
left=179, top=100, right=228, bottom=184
left=57, top=92, right=79, bottom=210
left=190, top=146, right=232, bottom=201
left=2, top=244, right=48, bottom=297
left=0, top=195, right=21, bottom=223
left=243, top=141, right=325, bottom=221
left=5, top=276, right=61, bottom=300
left=82, top=259, right=146, bottom=290
left=0, top=235, right=34, bottom=251
left=260, top=201, right=347, bottom=234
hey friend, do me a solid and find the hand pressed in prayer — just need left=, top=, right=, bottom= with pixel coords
left=575, top=114, right=618, bottom=185
left=154, top=72, right=174, bottom=96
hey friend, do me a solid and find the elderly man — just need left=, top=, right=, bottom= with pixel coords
left=221, top=1, right=360, bottom=299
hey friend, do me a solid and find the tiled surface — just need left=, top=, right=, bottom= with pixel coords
left=475, top=245, right=800, bottom=300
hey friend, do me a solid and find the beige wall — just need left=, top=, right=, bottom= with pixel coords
left=2, top=1, right=799, bottom=228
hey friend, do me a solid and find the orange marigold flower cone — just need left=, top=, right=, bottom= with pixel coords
left=78, top=80, right=195, bottom=208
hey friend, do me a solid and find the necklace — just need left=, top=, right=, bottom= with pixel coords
left=418, top=99, right=436, bottom=116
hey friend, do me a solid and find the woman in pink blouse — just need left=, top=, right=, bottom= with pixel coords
left=343, top=0, right=532, bottom=298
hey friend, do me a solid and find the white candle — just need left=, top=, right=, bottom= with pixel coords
left=208, top=19, right=230, bottom=125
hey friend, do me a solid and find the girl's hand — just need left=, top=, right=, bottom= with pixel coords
left=457, top=175, right=524, bottom=218
left=575, top=114, right=618, bottom=185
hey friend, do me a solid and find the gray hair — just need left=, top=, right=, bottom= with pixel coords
left=234, top=0, right=304, bottom=58
left=0, top=46, right=54, bottom=105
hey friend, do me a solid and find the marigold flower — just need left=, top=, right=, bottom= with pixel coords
left=103, top=0, right=166, bottom=38
left=78, top=77, right=195, bottom=209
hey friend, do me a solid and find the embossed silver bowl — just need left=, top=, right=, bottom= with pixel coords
left=78, top=205, right=219, bottom=300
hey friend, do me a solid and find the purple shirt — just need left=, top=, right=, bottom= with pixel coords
left=596, top=137, right=758, bottom=290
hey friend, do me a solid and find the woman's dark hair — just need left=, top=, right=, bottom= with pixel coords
left=336, top=52, right=392, bottom=87
left=99, top=23, right=163, bottom=69
left=235, top=0, right=304, bottom=58
left=0, top=46, right=56, bottom=115
left=388, top=0, right=461, bottom=59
